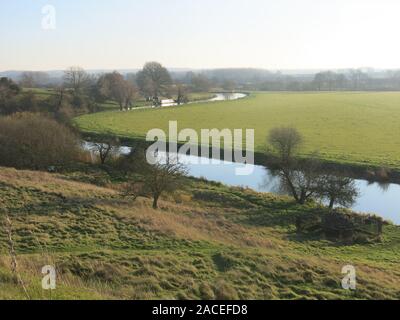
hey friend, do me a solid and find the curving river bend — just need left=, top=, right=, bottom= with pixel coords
left=84, top=92, right=400, bottom=224
left=84, top=142, right=400, bottom=225
left=159, top=92, right=247, bottom=107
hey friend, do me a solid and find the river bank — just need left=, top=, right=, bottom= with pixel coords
left=75, top=92, right=400, bottom=172
left=82, top=137, right=400, bottom=224
left=81, top=132, right=400, bottom=184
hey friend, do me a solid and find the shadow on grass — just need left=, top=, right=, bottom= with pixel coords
left=236, top=202, right=321, bottom=229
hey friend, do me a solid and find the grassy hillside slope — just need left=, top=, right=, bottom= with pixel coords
left=0, top=166, right=399, bottom=300
left=75, top=92, right=400, bottom=169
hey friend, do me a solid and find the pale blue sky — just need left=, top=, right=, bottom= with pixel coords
left=1, top=0, right=400, bottom=71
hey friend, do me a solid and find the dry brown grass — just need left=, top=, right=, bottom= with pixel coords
left=102, top=197, right=277, bottom=249
left=0, top=167, right=116, bottom=198
left=1, top=166, right=399, bottom=300
left=0, top=166, right=277, bottom=250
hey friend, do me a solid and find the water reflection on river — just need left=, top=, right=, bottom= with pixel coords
left=177, top=153, right=400, bottom=225
left=159, top=92, right=247, bottom=107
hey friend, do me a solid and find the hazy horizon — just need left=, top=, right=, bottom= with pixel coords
left=0, top=66, right=398, bottom=74
left=1, top=0, right=400, bottom=71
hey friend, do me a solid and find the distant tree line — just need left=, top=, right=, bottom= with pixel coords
left=176, top=68, right=400, bottom=92
left=1, top=62, right=212, bottom=118
left=0, top=62, right=189, bottom=210
left=7, top=65, right=400, bottom=95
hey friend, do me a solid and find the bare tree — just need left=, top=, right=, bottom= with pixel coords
left=174, top=85, right=189, bottom=105
left=222, top=80, right=236, bottom=92
left=64, top=66, right=90, bottom=94
left=145, top=157, right=187, bottom=209
left=121, top=149, right=187, bottom=209
left=91, top=136, right=120, bottom=165
left=20, top=72, right=35, bottom=88
left=267, top=127, right=322, bottom=204
left=96, top=72, right=138, bottom=111
left=277, top=156, right=323, bottom=205
left=136, top=62, right=172, bottom=104
left=110, top=75, right=129, bottom=111
left=348, top=69, right=368, bottom=90
left=188, top=73, right=212, bottom=92
left=318, top=174, right=359, bottom=209
left=123, top=81, right=138, bottom=110
left=313, top=71, right=347, bottom=91
left=20, top=71, right=49, bottom=88
left=267, top=127, right=359, bottom=207
left=268, top=127, right=303, bottom=166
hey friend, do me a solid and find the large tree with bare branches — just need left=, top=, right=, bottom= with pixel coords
left=267, top=127, right=321, bottom=204
left=136, top=62, right=172, bottom=105
left=121, top=148, right=187, bottom=209
left=64, top=66, right=90, bottom=94
left=97, top=72, right=138, bottom=111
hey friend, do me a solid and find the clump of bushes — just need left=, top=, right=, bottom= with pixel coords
left=322, top=210, right=384, bottom=244
left=366, top=167, right=392, bottom=183
left=0, top=112, right=80, bottom=169
left=295, top=209, right=385, bottom=244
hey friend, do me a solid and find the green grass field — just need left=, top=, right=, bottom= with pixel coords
left=75, top=92, right=400, bottom=169
left=22, top=88, right=56, bottom=100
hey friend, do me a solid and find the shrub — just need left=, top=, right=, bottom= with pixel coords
left=295, top=209, right=384, bottom=244
left=0, top=113, right=80, bottom=169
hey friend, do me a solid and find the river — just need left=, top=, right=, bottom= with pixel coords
left=84, top=91, right=400, bottom=224
left=175, top=153, right=400, bottom=225
left=159, top=92, right=247, bottom=107
left=84, top=142, right=400, bottom=225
